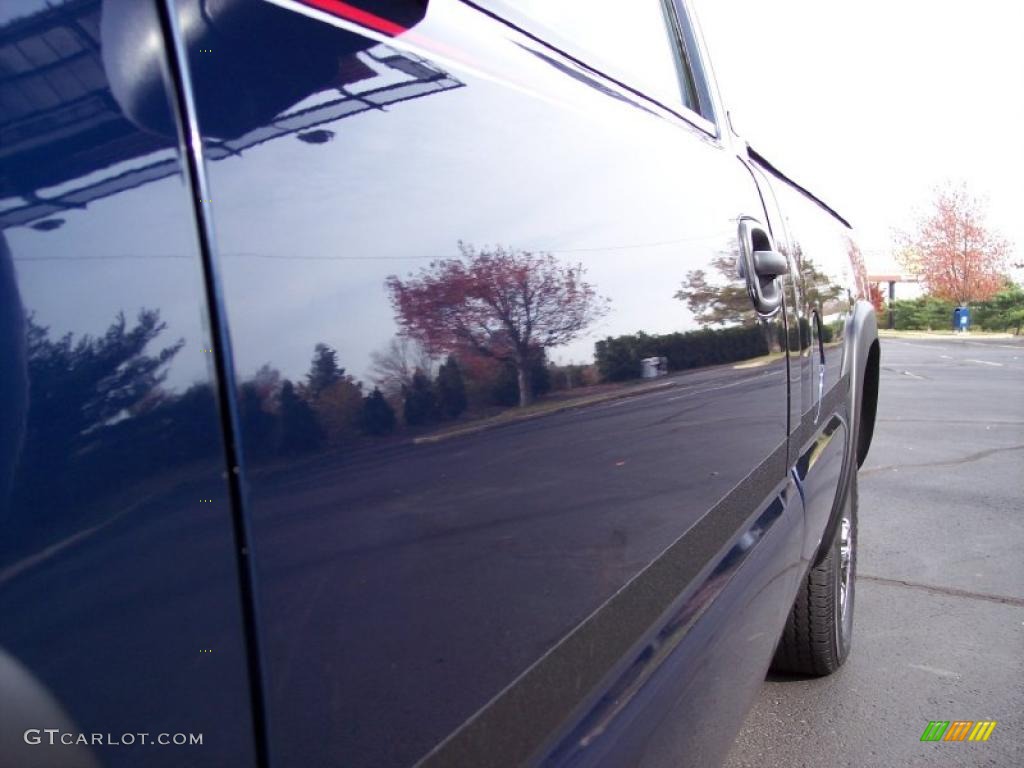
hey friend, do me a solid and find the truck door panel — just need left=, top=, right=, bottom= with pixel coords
left=0, top=1, right=257, bottom=765
left=166, top=0, right=799, bottom=764
left=765, top=172, right=861, bottom=560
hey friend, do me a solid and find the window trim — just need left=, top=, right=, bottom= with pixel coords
left=467, top=0, right=721, bottom=139
left=666, top=0, right=718, bottom=125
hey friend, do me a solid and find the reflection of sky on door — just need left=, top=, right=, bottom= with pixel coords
left=8, top=170, right=216, bottom=392
left=203, top=33, right=734, bottom=389
left=4, top=1, right=754, bottom=395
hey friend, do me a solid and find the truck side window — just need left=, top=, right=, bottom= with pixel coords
left=508, top=0, right=704, bottom=117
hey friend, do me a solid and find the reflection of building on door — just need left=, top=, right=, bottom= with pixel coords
left=641, top=357, right=668, bottom=379
left=868, top=272, right=923, bottom=329
left=0, top=0, right=464, bottom=231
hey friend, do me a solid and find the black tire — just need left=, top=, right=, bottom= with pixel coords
left=771, top=469, right=858, bottom=676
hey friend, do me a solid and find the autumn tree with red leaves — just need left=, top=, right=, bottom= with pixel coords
left=898, top=183, right=1009, bottom=305
left=385, top=243, right=609, bottom=407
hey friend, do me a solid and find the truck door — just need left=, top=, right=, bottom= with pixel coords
left=162, top=0, right=803, bottom=765
left=0, top=1, right=258, bottom=766
left=752, top=160, right=859, bottom=564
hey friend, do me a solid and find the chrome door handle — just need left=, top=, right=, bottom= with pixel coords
left=738, top=217, right=786, bottom=316
left=752, top=249, right=789, bottom=278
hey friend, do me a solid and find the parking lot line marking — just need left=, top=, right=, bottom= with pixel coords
left=908, top=663, right=959, bottom=679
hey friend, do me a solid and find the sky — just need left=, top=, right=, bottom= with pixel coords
left=691, top=0, right=1023, bottom=279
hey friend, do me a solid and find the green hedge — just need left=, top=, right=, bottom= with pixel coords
left=883, top=285, right=1023, bottom=333
left=888, top=297, right=955, bottom=330
left=595, top=325, right=771, bottom=381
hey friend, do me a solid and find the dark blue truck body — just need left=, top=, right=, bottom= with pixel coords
left=0, top=1, right=878, bottom=765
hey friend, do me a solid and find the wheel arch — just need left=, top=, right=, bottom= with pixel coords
left=812, top=299, right=878, bottom=566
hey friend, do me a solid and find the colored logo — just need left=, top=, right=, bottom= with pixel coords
left=920, top=721, right=997, bottom=742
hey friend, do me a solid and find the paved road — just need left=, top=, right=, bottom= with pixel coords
left=245, top=356, right=792, bottom=767
left=725, top=336, right=1024, bottom=768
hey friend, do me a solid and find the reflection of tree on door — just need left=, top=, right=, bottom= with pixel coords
left=674, top=252, right=755, bottom=327
left=369, top=337, right=436, bottom=399
left=674, top=245, right=785, bottom=353
left=673, top=240, right=847, bottom=354
left=386, top=243, right=609, bottom=407
left=15, top=309, right=189, bottom=513
left=792, top=243, right=845, bottom=316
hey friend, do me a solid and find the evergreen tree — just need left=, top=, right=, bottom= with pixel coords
left=277, top=380, right=323, bottom=454
left=435, top=356, right=467, bottom=420
left=239, top=381, right=276, bottom=459
left=306, top=342, right=343, bottom=398
left=403, top=370, right=437, bottom=426
left=15, top=310, right=183, bottom=506
left=360, top=387, right=397, bottom=435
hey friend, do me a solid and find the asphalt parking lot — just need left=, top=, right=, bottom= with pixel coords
left=725, top=335, right=1024, bottom=767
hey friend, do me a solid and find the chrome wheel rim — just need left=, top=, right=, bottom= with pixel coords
left=838, top=515, right=853, bottom=618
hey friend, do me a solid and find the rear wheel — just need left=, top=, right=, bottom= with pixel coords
left=771, top=470, right=857, bottom=675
